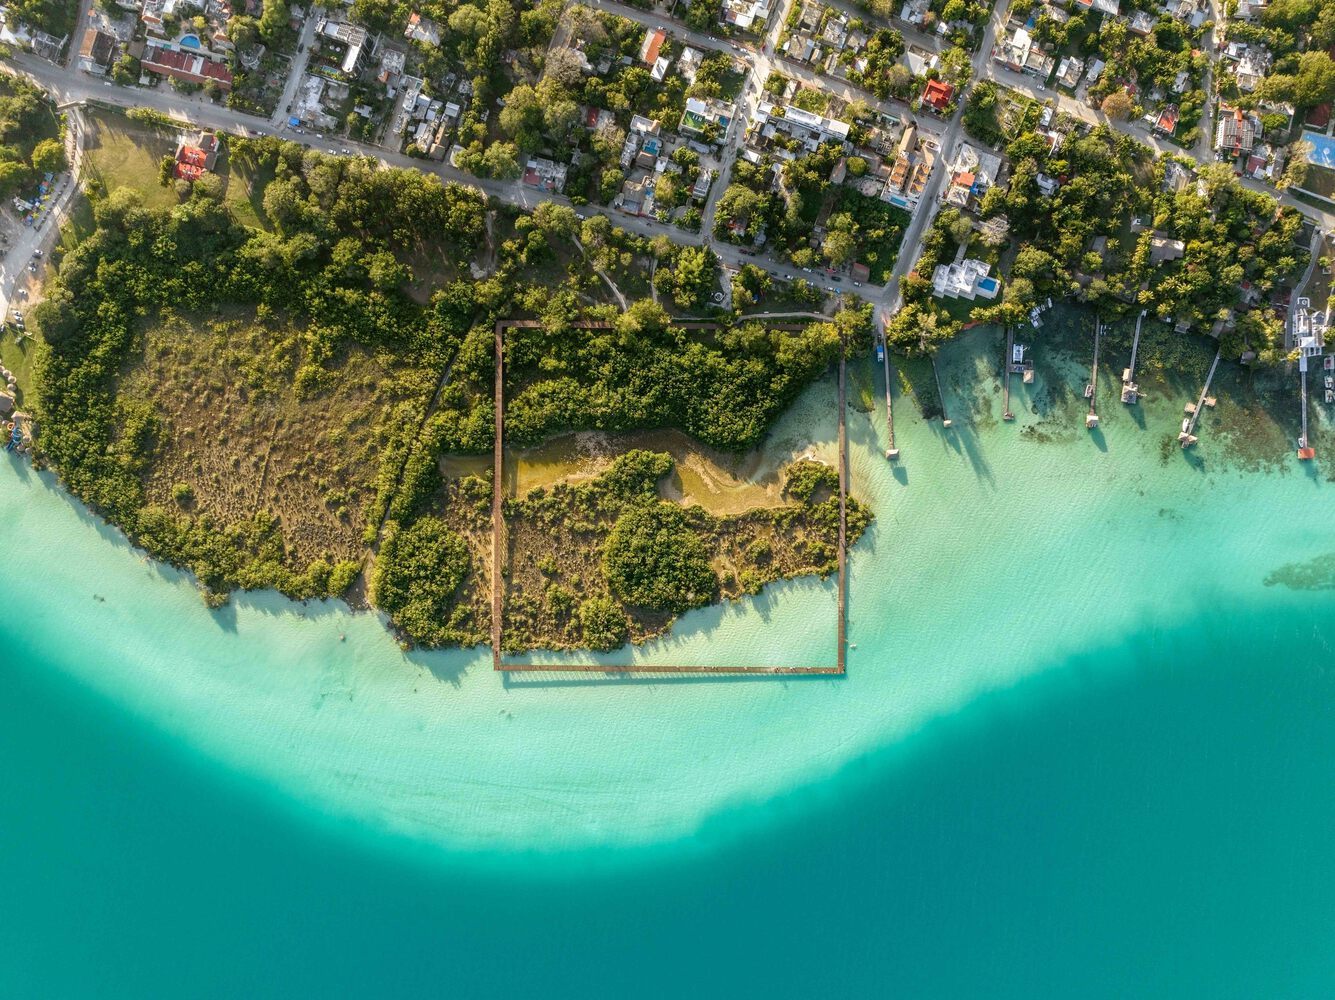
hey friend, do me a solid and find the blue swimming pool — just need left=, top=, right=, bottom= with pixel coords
left=179, top=34, right=201, bottom=48
left=978, top=277, right=999, bottom=293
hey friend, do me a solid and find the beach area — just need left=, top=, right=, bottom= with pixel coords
left=5, top=314, right=1335, bottom=995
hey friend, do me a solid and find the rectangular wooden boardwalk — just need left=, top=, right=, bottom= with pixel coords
left=489, top=320, right=848, bottom=677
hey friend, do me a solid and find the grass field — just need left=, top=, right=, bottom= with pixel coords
left=82, top=110, right=180, bottom=208
left=0, top=331, right=39, bottom=410
left=81, top=110, right=273, bottom=231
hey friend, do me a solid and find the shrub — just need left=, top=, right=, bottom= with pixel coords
left=602, top=502, right=718, bottom=613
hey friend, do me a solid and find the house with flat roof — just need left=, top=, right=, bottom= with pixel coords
left=1056, top=55, right=1084, bottom=88
left=1234, top=48, right=1270, bottom=92
left=933, top=258, right=1000, bottom=300
left=681, top=96, right=733, bottom=141
left=1215, top=105, right=1260, bottom=155
left=318, top=18, right=376, bottom=75
left=523, top=156, right=567, bottom=193
left=721, top=0, right=771, bottom=29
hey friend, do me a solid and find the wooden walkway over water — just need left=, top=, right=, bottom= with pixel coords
left=489, top=319, right=849, bottom=677
left=1084, top=319, right=1101, bottom=429
left=1121, top=309, right=1145, bottom=404
left=1180, top=347, right=1221, bottom=447
left=880, top=338, right=899, bottom=460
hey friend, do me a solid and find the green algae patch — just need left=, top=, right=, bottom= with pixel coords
left=1263, top=554, right=1335, bottom=592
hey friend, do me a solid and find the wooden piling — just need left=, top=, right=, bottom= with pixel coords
left=490, top=319, right=849, bottom=676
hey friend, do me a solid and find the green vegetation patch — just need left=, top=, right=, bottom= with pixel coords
left=497, top=450, right=871, bottom=654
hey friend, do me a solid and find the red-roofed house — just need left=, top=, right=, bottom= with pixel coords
left=142, top=44, right=233, bottom=91
left=640, top=27, right=666, bottom=66
left=921, top=79, right=954, bottom=113
left=174, top=130, right=220, bottom=180
left=1155, top=105, right=1179, bottom=135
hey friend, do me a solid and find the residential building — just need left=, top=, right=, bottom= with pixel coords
left=629, top=114, right=661, bottom=136
left=1149, top=236, right=1185, bottom=264
left=1215, top=105, right=1260, bottom=155
left=78, top=28, right=116, bottom=74
left=681, top=96, right=733, bottom=140
left=1127, top=10, right=1155, bottom=34
left=1155, top=105, right=1179, bottom=135
left=173, top=130, right=219, bottom=181
left=933, top=258, right=1001, bottom=300
left=921, top=79, right=954, bottom=112
left=404, top=12, right=441, bottom=46
left=1235, top=49, right=1269, bottom=92
left=1056, top=55, right=1084, bottom=88
left=639, top=27, right=666, bottom=66
left=754, top=100, right=850, bottom=149
left=1074, top=0, right=1119, bottom=13
left=721, top=0, right=771, bottom=30
left=994, top=24, right=1054, bottom=79
left=522, top=156, right=567, bottom=193
left=141, top=43, right=233, bottom=89
left=318, top=18, right=376, bottom=75
left=678, top=46, right=703, bottom=83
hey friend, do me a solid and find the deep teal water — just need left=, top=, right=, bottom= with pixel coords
left=6, top=606, right=1335, bottom=997
left=5, top=325, right=1335, bottom=996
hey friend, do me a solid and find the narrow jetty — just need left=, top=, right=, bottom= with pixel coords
left=881, top=336, right=899, bottom=460
left=1121, top=309, right=1145, bottom=404
left=1085, top=318, right=1101, bottom=429
left=932, top=354, right=952, bottom=428
left=1179, top=347, right=1221, bottom=447
left=837, top=351, right=848, bottom=673
left=1002, top=326, right=1014, bottom=421
left=1299, top=363, right=1314, bottom=459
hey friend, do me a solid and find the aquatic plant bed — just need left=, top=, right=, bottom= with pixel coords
left=490, top=320, right=857, bottom=675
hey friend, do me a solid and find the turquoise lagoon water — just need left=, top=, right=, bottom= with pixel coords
left=5, top=327, right=1335, bottom=995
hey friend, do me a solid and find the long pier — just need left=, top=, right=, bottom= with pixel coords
left=1300, top=363, right=1311, bottom=454
left=836, top=350, right=847, bottom=674
left=490, top=319, right=849, bottom=676
left=881, top=338, right=899, bottom=459
left=1002, top=326, right=1014, bottom=421
left=1180, top=347, right=1221, bottom=447
left=1084, top=318, right=1101, bottom=429
left=932, top=354, right=952, bottom=427
left=1122, top=310, right=1145, bottom=404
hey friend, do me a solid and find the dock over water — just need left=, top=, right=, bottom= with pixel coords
left=1085, top=319, right=1101, bottom=429
left=1180, top=347, right=1221, bottom=447
left=1121, top=309, right=1145, bottom=404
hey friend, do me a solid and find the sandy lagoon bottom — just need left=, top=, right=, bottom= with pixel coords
left=4, top=324, right=1335, bottom=996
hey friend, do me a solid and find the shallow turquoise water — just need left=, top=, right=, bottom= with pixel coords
left=4, top=327, right=1335, bottom=995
